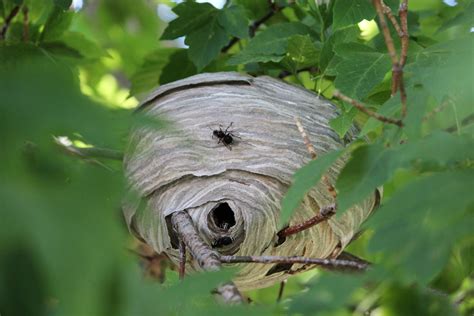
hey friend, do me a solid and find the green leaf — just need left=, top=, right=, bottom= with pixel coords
left=160, top=49, right=197, bottom=84
left=330, top=106, right=358, bottom=139
left=233, top=0, right=268, bottom=20
left=359, top=87, right=431, bottom=139
left=286, top=34, right=320, bottom=69
left=40, top=41, right=82, bottom=59
left=40, top=6, right=73, bottom=42
left=368, top=170, right=474, bottom=284
left=403, top=87, right=430, bottom=140
left=438, top=2, right=474, bottom=33
left=185, top=19, right=229, bottom=71
left=336, top=132, right=474, bottom=212
left=217, top=5, right=249, bottom=39
left=228, top=22, right=311, bottom=65
left=290, top=273, right=365, bottom=313
left=161, top=2, right=218, bottom=40
left=59, top=31, right=105, bottom=59
left=405, top=35, right=474, bottom=103
left=332, top=0, right=375, bottom=30
left=129, top=48, right=177, bottom=96
left=334, top=42, right=391, bottom=100
left=53, top=0, right=71, bottom=10
left=319, top=26, right=360, bottom=72
left=280, top=150, right=343, bottom=225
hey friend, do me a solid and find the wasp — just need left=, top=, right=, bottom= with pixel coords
left=211, top=122, right=240, bottom=150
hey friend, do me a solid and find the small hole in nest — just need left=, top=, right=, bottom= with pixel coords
left=210, top=202, right=236, bottom=230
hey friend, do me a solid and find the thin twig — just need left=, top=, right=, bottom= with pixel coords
left=295, top=117, right=317, bottom=159
left=399, top=1, right=409, bottom=116
left=220, top=255, right=369, bottom=271
left=0, top=5, right=21, bottom=40
left=374, top=0, right=409, bottom=117
left=22, top=6, right=29, bottom=42
left=333, top=90, right=404, bottom=127
left=374, top=0, right=401, bottom=96
left=381, top=2, right=403, bottom=37
left=179, top=239, right=186, bottom=280
left=423, top=99, right=450, bottom=122
left=295, top=117, right=336, bottom=198
left=373, top=0, right=399, bottom=67
left=399, top=1, right=409, bottom=67
left=277, top=280, right=286, bottom=302
left=54, top=136, right=124, bottom=161
left=277, top=203, right=336, bottom=240
left=221, top=3, right=281, bottom=53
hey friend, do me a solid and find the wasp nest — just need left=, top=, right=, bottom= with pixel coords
left=123, top=72, right=377, bottom=291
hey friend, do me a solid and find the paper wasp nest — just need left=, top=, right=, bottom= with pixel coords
left=123, top=72, right=377, bottom=290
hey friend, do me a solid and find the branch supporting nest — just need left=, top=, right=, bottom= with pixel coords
left=170, top=209, right=369, bottom=303
left=170, top=211, right=245, bottom=304
left=220, top=255, right=369, bottom=271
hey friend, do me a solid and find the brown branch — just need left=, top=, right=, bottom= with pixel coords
left=0, top=5, right=21, bottom=40
left=22, top=6, right=29, bottom=42
left=373, top=0, right=399, bottom=67
left=170, top=211, right=245, bottom=303
left=221, top=3, right=282, bottom=53
left=277, top=203, right=336, bottom=241
left=295, top=118, right=336, bottom=198
left=374, top=0, right=401, bottom=96
left=381, top=2, right=403, bottom=37
left=220, top=255, right=369, bottom=271
left=399, top=1, right=409, bottom=67
left=179, top=239, right=186, bottom=280
left=374, top=0, right=410, bottom=117
left=295, top=117, right=317, bottom=159
left=171, top=211, right=221, bottom=271
left=333, top=90, right=404, bottom=127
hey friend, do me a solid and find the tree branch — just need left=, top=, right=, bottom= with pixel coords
left=399, top=1, right=409, bottom=68
left=221, top=3, right=282, bottom=53
left=0, top=5, right=21, bottom=40
left=179, top=239, right=186, bottom=280
left=170, top=211, right=245, bottom=303
left=277, top=203, right=336, bottom=241
left=373, top=0, right=409, bottom=118
left=220, top=255, right=369, bottom=271
left=295, top=117, right=336, bottom=198
left=381, top=1, right=403, bottom=37
left=333, top=90, right=404, bottom=127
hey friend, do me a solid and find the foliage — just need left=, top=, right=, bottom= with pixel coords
left=1, top=0, right=473, bottom=315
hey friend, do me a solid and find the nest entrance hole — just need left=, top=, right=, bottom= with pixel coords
left=210, top=203, right=236, bottom=231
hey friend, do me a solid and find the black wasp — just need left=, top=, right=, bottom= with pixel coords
left=211, top=122, right=240, bottom=150
left=211, top=236, right=233, bottom=248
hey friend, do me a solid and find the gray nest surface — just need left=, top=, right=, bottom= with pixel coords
left=123, top=72, right=377, bottom=290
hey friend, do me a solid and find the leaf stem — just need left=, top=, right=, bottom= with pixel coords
left=333, top=90, right=404, bottom=127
